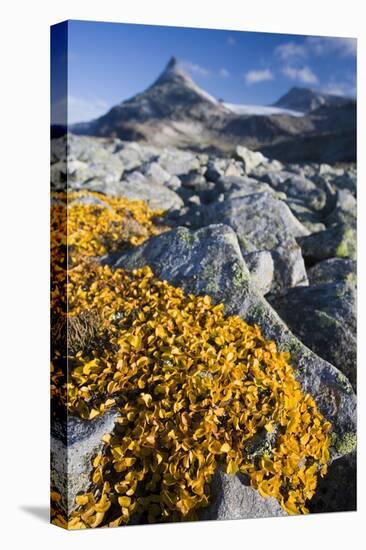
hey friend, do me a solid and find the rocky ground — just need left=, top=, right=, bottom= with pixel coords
left=51, top=134, right=357, bottom=523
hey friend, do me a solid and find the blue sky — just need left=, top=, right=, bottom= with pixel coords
left=51, top=20, right=356, bottom=124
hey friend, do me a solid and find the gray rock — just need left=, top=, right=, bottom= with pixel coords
left=165, top=175, right=181, bottom=191
left=268, top=282, right=356, bottom=388
left=180, top=171, right=206, bottom=189
left=224, top=161, right=244, bottom=178
left=308, top=258, right=356, bottom=286
left=50, top=160, right=66, bottom=190
left=216, top=176, right=275, bottom=198
left=68, top=134, right=120, bottom=159
left=325, top=189, right=356, bottom=227
left=318, top=163, right=344, bottom=177
left=164, top=203, right=207, bottom=229
left=199, top=470, right=287, bottom=521
left=204, top=159, right=226, bottom=182
left=187, top=195, right=201, bottom=206
left=258, top=170, right=295, bottom=189
left=158, top=148, right=200, bottom=176
left=116, top=172, right=184, bottom=211
left=298, top=224, right=356, bottom=262
left=52, top=134, right=119, bottom=164
left=234, top=145, right=267, bottom=174
left=243, top=239, right=308, bottom=296
left=51, top=140, right=124, bottom=190
left=50, top=160, right=86, bottom=190
left=287, top=164, right=319, bottom=179
left=69, top=195, right=112, bottom=210
left=140, top=161, right=172, bottom=186
left=243, top=250, right=274, bottom=295
left=112, top=224, right=253, bottom=312
left=51, top=410, right=119, bottom=515
left=204, top=158, right=243, bottom=182
left=51, top=134, right=68, bottom=164
left=332, top=172, right=357, bottom=196
left=201, top=192, right=309, bottom=253
left=270, top=238, right=308, bottom=294
left=280, top=175, right=327, bottom=211
left=108, top=224, right=356, bottom=458
left=115, top=141, right=159, bottom=171
left=285, top=199, right=325, bottom=233
left=251, top=159, right=284, bottom=178
left=313, top=174, right=338, bottom=214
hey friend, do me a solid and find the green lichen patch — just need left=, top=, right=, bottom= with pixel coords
left=335, top=227, right=356, bottom=260
left=330, top=432, right=357, bottom=456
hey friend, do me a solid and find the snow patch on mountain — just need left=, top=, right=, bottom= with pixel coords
left=224, top=103, right=304, bottom=117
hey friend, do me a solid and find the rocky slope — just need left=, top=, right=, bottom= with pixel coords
left=51, top=134, right=357, bottom=523
left=62, top=58, right=356, bottom=163
left=273, top=86, right=352, bottom=113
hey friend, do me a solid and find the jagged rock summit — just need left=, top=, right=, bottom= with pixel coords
left=151, top=56, right=224, bottom=107
left=115, top=55, right=228, bottom=119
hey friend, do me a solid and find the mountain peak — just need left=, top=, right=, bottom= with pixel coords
left=149, top=56, right=221, bottom=107
left=288, top=86, right=314, bottom=93
left=155, top=56, right=189, bottom=83
left=274, top=86, right=352, bottom=113
left=274, top=87, right=327, bottom=112
left=166, top=56, right=179, bottom=70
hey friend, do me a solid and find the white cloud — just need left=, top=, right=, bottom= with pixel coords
left=282, top=65, right=319, bottom=85
left=227, top=36, right=236, bottom=46
left=181, top=61, right=210, bottom=77
left=322, top=79, right=356, bottom=97
left=306, top=36, right=356, bottom=57
left=219, top=68, right=230, bottom=78
left=52, top=96, right=109, bottom=124
left=180, top=61, right=231, bottom=79
left=275, top=41, right=307, bottom=61
left=244, top=68, right=274, bottom=85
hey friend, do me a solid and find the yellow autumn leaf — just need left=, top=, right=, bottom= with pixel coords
left=140, top=393, right=152, bottom=407
left=75, top=494, right=89, bottom=506
left=226, top=460, right=239, bottom=475
left=118, top=496, right=131, bottom=508
left=155, top=325, right=166, bottom=338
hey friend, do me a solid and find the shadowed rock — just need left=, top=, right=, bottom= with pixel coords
left=308, top=452, right=356, bottom=513
left=268, top=282, right=357, bottom=388
left=298, top=224, right=356, bottom=263
left=308, top=258, right=356, bottom=286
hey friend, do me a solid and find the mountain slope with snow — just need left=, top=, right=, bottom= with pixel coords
left=224, top=103, right=304, bottom=117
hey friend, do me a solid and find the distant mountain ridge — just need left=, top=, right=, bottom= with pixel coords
left=63, top=57, right=356, bottom=163
left=274, top=86, right=353, bottom=113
